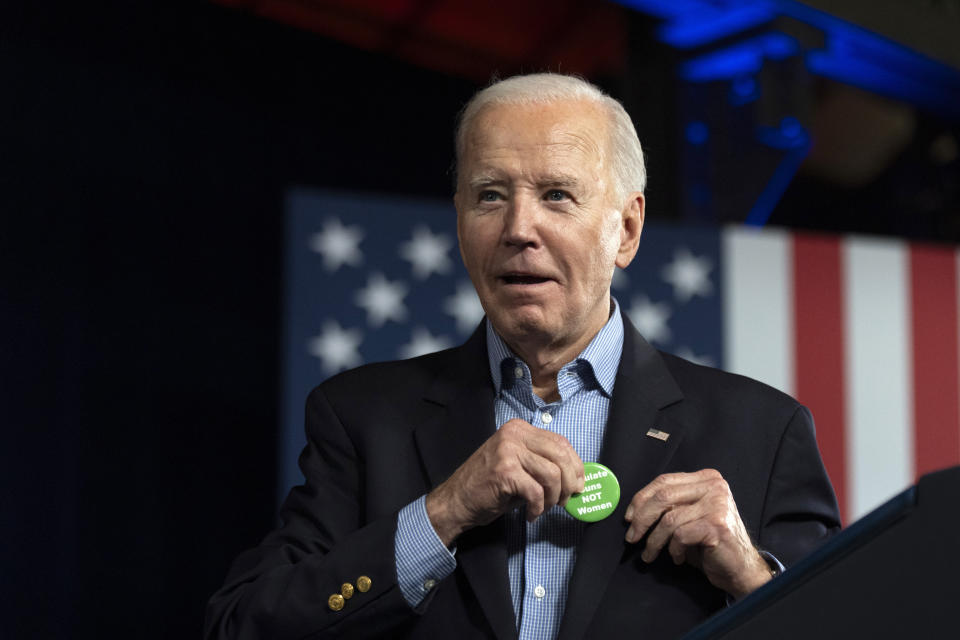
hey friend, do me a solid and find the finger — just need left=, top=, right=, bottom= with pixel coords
left=665, top=521, right=710, bottom=567
left=515, top=448, right=564, bottom=512
left=624, top=478, right=715, bottom=543
left=640, top=503, right=705, bottom=562
left=624, top=470, right=724, bottom=519
left=508, top=472, right=546, bottom=521
left=667, top=535, right=686, bottom=566
left=666, top=520, right=714, bottom=567
left=668, top=520, right=715, bottom=564
left=624, top=470, right=723, bottom=514
left=515, top=423, right=585, bottom=499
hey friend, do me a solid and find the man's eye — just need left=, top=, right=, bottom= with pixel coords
left=479, top=191, right=502, bottom=202
left=545, top=189, right=570, bottom=202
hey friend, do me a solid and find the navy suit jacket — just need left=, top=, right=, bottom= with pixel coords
left=205, top=320, right=840, bottom=639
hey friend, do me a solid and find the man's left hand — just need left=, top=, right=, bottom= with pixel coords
left=623, top=469, right=772, bottom=599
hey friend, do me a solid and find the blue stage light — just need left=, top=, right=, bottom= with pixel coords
left=780, top=117, right=802, bottom=139
left=658, top=4, right=775, bottom=49
left=681, top=33, right=799, bottom=83
left=728, top=75, right=760, bottom=106
left=616, top=0, right=960, bottom=116
left=686, top=121, right=710, bottom=145
left=744, top=142, right=809, bottom=227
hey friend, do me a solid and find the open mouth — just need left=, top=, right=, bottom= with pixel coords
left=501, top=274, right=551, bottom=285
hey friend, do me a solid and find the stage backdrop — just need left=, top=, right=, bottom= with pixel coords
left=282, top=187, right=960, bottom=525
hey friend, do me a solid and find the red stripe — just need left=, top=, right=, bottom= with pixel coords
left=793, top=233, right=847, bottom=523
left=909, top=246, right=960, bottom=478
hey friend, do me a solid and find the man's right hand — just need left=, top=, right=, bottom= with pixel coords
left=425, top=419, right=585, bottom=547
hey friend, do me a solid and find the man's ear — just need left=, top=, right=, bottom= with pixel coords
left=615, top=192, right=644, bottom=269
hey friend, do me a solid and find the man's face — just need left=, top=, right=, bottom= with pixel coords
left=455, top=99, right=642, bottom=353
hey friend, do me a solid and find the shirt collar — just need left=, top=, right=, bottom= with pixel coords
left=486, top=298, right=624, bottom=397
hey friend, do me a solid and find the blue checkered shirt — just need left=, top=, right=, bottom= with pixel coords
left=396, top=302, right=624, bottom=639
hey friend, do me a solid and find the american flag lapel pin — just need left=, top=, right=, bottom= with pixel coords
left=646, top=428, right=670, bottom=442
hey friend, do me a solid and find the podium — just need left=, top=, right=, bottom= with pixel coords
left=682, top=465, right=960, bottom=639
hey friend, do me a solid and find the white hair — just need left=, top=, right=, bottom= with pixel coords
left=455, top=73, right=647, bottom=199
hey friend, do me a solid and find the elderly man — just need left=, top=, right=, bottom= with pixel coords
left=206, top=74, right=840, bottom=640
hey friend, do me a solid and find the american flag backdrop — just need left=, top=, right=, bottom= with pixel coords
left=281, top=188, right=960, bottom=525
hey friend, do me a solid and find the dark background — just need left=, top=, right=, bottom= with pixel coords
left=2, top=1, right=958, bottom=638
left=2, top=2, right=478, bottom=636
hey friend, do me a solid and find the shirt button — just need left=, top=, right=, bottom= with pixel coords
left=423, top=578, right=436, bottom=591
left=534, top=584, right=546, bottom=599
left=514, top=366, right=524, bottom=379
left=541, top=412, right=553, bottom=424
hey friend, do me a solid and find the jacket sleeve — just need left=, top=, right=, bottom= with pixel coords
left=204, top=386, right=423, bottom=640
left=757, top=404, right=843, bottom=567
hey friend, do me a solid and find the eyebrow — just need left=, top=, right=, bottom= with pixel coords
left=466, top=172, right=585, bottom=191
left=467, top=175, right=507, bottom=190
left=538, top=174, right=583, bottom=189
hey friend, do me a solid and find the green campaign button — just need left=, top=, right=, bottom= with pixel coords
left=565, top=462, right=620, bottom=522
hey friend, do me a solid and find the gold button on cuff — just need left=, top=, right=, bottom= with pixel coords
left=328, top=594, right=345, bottom=611
left=356, top=575, right=372, bottom=593
left=341, top=582, right=355, bottom=599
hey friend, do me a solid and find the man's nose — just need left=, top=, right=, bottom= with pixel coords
left=502, top=195, right=540, bottom=248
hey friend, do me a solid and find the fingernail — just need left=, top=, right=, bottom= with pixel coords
left=641, top=550, right=651, bottom=563
left=625, top=506, right=634, bottom=520
left=625, top=527, right=635, bottom=543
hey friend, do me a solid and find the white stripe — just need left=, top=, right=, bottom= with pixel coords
left=722, top=227, right=794, bottom=395
left=844, top=238, right=913, bottom=521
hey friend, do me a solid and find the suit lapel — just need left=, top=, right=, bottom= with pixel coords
left=414, top=325, right=494, bottom=486
left=558, top=323, right=685, bottom=640
left=413, top=324, right=518, bottom=640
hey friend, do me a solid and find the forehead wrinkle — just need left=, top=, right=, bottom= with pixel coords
left=460, top=102, right=614, bottom=192
left=537, top=133, right=608, bottom=189
left=468, top=125, right=605, bottom=165
left=551, top=128, right=605, bottom=160
left=532, top=141, right=605, bottom=192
